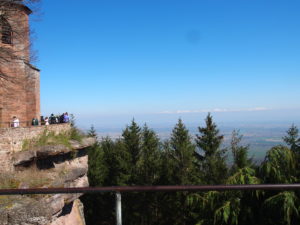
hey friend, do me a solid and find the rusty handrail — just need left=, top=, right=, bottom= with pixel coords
left=1, top=184, right=300, bottom=195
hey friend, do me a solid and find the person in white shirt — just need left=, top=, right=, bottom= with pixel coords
left=12, top=116, right=20, bottom=128
left=44, top=117, right=49, bottom=126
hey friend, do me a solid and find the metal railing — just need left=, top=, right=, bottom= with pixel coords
left=1, top=184, right=300, bottom=225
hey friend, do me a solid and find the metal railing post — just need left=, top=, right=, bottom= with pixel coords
left=116, top=191, right=122, bottom=225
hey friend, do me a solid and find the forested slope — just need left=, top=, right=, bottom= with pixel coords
left=82, top=114, right=300, bottom=225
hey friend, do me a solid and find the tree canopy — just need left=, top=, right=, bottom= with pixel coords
left=82, top=117, right=300, bottom=225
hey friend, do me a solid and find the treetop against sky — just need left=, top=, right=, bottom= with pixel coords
left=31, top=0, right=300, bottom=124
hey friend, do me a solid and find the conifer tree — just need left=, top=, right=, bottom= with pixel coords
left=101, top=138, right=131, bottom=186
left=167, top=119, right=199, bottom=225
left=121, top=120, right=145, bottom=225
left=138, top=124, right=161, bottom=185
left=260, top=146, right=299, bottom=225
left=86, top=141, right=106, bottom=187
left=283, top=124, right=300, bottom=154
left=122, top=119, right=142, bottom=184
left=83, top=138, right=119, bottom=225
left=196, top=113, right=228, bottom=184
left=159, top=140, right=176, bottom=185
left=136, top=125, right=162, bottom=225
left=170, top=118, right=198, bottom=185
left=196, top=113, right=224, bottom=158
left=87, top=125, right=97, bottom=138
left=260, top=145, right=296, bottom=184
left=230, top=130, right=253, bottom=173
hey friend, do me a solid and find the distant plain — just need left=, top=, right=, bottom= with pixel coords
left=90, top=123, right=295, bottom=164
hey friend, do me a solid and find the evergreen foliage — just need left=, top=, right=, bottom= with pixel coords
left=283, top=124, right=300, bottom=153
left=87, top=125, right=97, bottom=138
left=122, top=119, right=142, bottom=184
left=196, top=113, right=228, bottom=184
left=138, top=124, right=161, bottom=185
left=170, top=119, right=198, bottom=185
left=260, top=145, right=296, bottom=184
left=230, top=130, right=253, bottom=173
left=196, top=113, right=224, bottom=158
left=263, top=191, right=299, bottom=225
left=82, top=119, right=300, bottom=225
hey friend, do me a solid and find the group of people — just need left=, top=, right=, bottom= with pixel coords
left=11, top=112, right=70, bottom=128
left=42, top=112, right=70, bottom=126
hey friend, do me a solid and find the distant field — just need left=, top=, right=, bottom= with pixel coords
left=95, top=125, right=289, bottom=164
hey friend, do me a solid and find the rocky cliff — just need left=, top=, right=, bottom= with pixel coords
left=0, top=124, right=95, bottom=225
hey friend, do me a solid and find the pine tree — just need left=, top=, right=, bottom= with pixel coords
left=87, top=124, right=97, bottom=138
left=101, top=138, right=131, bottom=186
left=138, top=124, right=161, bottom=185
left=230, top=129, right=253, bottom=173
left=122, top=119, right=142, bottom=184
left=196, top=113, right=224, bottom=158
left=283, top=124, right=300, bottom=154
left=170, top=118, right=198, bottom=185
left=196, top=113, right=228, bottom=184
left=121, top=120, right=145, bottom=225
left=82, top=139, right=113, bottom=225
left=159, top=140, right=176, bottom=185
left=86, top=141, right=107, bottom=187
left=136, top=125, right=162, bottom=225
left=167, top=119, right=199, bottom=225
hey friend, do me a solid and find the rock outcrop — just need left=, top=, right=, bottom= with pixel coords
left=0, top=125, right=95, bottom=225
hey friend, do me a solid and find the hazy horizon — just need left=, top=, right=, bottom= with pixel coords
left=76, top=109, right=300, bottom=130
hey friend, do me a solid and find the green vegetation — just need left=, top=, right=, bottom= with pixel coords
left=82, top=114, right=300, bottom=225
left=22, top=127, right=85, bottom=151
left=0, top=169, right=52, bottom=189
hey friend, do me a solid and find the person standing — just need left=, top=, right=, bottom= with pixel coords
left=12, top=116, right=20, bottom=128
left=63, top=112, right=70, bottom=123
left=44, top=117, right=49, bottom=126
left=50, top=114, right=56, bottom=124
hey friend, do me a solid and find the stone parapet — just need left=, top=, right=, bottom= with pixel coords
left=0, top=123, right=71, bottom=152
left=0, top=123, right=71, bottom=172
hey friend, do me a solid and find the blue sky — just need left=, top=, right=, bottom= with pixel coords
left=32, top=0, right=300, bottom=128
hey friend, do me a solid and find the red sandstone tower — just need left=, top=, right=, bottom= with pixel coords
left=0, top=0, right=40, bottom=127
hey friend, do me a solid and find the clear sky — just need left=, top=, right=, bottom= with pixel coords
left=32, top=0, right=300, bottom=128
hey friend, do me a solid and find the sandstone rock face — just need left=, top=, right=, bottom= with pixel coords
left=0, top=152, right=91, bottom=224
left=0, top=196, right=87, bottom=225
left=0, top=126, right=96, bottom=225
left=13, top=150, right=36, bottom=166
left=50, top=199, right=86, bottom=225
left=0, top=124, right=72, bottom=172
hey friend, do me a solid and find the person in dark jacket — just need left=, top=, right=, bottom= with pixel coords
left=50, top=114, right=56, bottom=124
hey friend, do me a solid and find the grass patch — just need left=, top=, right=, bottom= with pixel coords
left=0, top=168, right=53, bottom=189
left=22, top=128, right=86, bottom=151
left=70, top=127, right=85, bottom=142
left=0, top=174, right=19, bottom=189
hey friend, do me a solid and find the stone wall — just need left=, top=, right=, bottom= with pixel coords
left=0, top=123, right=71, bottom=152
left=0, top=123, right=71, bottom=172
left=25, top=63, right=40, bottom=123
left=0, top=59, right=40, bottom=128
left=0, top=3, right=40, bottom=127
